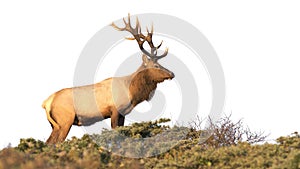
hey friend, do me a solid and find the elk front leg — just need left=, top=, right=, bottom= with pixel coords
left=111, top=104, right=134, bottom=128
left=111, top=108, right=125, bottom=128
left=118, top=114, right=125, bottom=126
left=111, top=111, right=120, bottom=129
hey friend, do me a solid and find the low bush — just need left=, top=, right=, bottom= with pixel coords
left=0, top=116, right=299, bottom=169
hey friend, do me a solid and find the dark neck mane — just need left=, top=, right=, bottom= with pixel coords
left=129, top=69, right=158, bottom=106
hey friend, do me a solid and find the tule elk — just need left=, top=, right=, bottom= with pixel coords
left=42, top=14, right=174, bottom=144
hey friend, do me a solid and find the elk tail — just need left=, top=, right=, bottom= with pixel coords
left=42, top=94, right=60, bottom=129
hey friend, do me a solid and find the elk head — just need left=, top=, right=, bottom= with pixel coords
left=111, top=14, right=175, bottom=83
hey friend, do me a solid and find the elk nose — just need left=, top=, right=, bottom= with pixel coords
left=170, top=72, right=175, bottom=79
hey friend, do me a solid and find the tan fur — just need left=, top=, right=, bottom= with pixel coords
left=43, top=59, right=174, bottom=144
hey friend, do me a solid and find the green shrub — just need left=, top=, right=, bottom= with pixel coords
left=0, top=117, right=299, bottom=169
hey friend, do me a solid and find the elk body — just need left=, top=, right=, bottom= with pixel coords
left=42, top=14, right=174, bottom=144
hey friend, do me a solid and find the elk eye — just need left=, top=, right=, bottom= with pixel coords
left=154, top=65, right=159, bottom=68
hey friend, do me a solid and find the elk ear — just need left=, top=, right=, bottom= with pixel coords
left=142, top=54, right=149, bottom=65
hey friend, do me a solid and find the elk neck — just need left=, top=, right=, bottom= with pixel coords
left=128, top=67, right=158, bottom=106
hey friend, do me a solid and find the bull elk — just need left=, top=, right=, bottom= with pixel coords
left=42, top=14, right=174, bottom=144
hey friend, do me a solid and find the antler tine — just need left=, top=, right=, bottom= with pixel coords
left=127, top=13, right=131, bottom=28
left=122, top=17, right=127, bottom=25
left=144, top=26, right=155, bottom=49
left=151, top=23, right=154, bottom=34
left=136, top=17, right=141, bottom=34
left=157, top=40, right=163, bottom=49
left=111, top=21, right=124, bottom=31
left=155, top=47, right=169, bottom=60
left=125, top=37, right=136, bottom=40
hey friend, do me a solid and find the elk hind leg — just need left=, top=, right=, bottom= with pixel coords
left=54, top=111, right=75, bottom=143
left=57, top=123, right=73, bottom=143
left=46, top=127, right=60, bottom=144
left=46, top=110, right=61, bottom=144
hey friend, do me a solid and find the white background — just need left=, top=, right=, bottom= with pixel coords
left=0, top=0, right=299, bottom=147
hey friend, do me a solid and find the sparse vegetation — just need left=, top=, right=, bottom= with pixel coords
left=0, top=116, right=299, bottom=169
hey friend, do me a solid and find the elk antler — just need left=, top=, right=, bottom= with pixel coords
left=111, top=13, right=168, bottom=61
